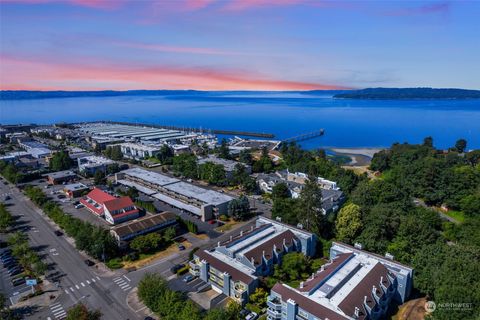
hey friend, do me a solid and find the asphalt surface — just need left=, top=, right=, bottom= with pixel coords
left=1, top=174, right=265, bottom=320
left=0, top=180, right=139, bottom=320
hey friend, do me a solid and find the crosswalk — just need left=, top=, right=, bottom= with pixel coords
left=64, top=276, right=101, bottom=295
left=49, top=302, right=66, bottom=319
left=113, top=275, right=132, bottom=292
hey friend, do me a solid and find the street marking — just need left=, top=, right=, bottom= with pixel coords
left=123, top=275, right=131, bottom=282
left=75, top=285, right=80, bottom=289
left=113, top=278, right=123, bottom=283
left=86, top=280, right=91, bottom=284
left=167, top=274, right=176, bottom=280
left=119, top=283, right=130, bottom=289
left=81, top=282, right=85, bottom=287
left=48, top=317, right=52, bottom=320
left=64, top=290, right=69, bottom=294
left=91, top=278, right=96, bottom=282
left=51, top=305, right=63, bottom=312
left=50, top=303, right=66, bottom=319
left=70, top=287, right=74, bottom=292
left=96, top=276, right=100, bottom=280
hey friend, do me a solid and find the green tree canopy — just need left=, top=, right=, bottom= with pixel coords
left=335, top=203, right=362, bottom=243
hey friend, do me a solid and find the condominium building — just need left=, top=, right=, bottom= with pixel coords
left=266, top=242, right=413, bottom=320
left=114, top=142, right=161, bottom=160
left=115, top=167, right=234, bottom=221
left=190, top=217, right=317, bottom=304
left=77, top=155, right=115, bottom=176
left=198, top=155, right=252, bottom=178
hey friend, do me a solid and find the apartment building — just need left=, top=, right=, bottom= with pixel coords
left=115, top=167, right=234, bottom=221
left=266, top=242, right=413, bottom=320
left=190, top=217, right=317, bottom=305
left=77, top=155, right=115, bottom=176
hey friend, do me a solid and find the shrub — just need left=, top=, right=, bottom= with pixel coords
left=106, top=258, right=123, bottom=270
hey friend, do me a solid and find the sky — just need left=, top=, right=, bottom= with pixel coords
left=0, top=0, right=479, bottom=91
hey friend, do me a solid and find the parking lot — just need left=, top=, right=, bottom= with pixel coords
left=0, top=248, right=34, bottom=305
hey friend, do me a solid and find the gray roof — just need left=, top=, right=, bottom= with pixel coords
left=164, top=181, right=233, bottom=205
left=121, top=167, right=179, bottom=186
left=47, top=170, right=76, bottom=179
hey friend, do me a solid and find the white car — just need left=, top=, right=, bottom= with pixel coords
left=245, top=312, right=258, bottom=320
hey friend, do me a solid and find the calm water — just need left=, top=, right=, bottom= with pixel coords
left=1, top=92, right=479, bottom=149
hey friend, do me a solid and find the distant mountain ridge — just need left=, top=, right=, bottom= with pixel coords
left=1, top=88, right=479, bottom=100
left=333, top=87, right=480, bottom=99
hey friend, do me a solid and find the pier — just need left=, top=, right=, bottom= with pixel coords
left=76, top=121, right=275, bottom=139
left=282, top=129, right=325, bottom=144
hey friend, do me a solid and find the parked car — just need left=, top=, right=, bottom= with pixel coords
left=54, top=230, right=63, bottom=236
left=245, top=312, right=258, bottom=320
left=183, top=274, right=195, bottom=283
left=12, top=277, right=25, bottom=286
left=4, top=195, right=11, bottom=201
left=75, top=204, right=84, bottom=209
left=177, top=244, right=185, bottom=251
left=84, top=259, right=95, bottom=266
left=170, top=264, right=184, bottom=274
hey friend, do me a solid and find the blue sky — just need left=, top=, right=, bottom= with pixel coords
left=0, top=0, right=479, bottom=90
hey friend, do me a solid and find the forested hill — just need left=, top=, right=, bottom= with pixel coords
left=0, top=90, right=205, bottom=100
left=334, top=87, right=480, bottom=99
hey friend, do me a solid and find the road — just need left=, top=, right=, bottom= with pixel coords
left=0, top=180, right=139, bottom=320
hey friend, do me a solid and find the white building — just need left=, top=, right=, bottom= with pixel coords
left=115, top=167, right=234, bottom=221
left=77, top=155, right=115, bottom=176
left=113, top=142, right=161, bottom=160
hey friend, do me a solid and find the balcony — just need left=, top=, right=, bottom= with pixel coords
left=267, top=308, right=282, bottom=319
left=267, top=296, right=282, bottom=311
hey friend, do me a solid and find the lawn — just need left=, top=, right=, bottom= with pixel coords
left=443, top=210, right=465, bottom=223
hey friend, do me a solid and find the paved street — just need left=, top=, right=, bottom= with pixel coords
left=0, top=181, right=139, bottom=320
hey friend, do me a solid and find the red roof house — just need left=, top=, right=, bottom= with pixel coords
left=80, top=188, right=139, bottom=224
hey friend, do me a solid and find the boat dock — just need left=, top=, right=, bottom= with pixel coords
left=282, top=129, right=325, bottom=144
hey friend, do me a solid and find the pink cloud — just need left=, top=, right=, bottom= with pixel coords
left=0, top=0, right=124, bottom=9
left=112, top=40, right=242, bottom=56
left=183, top=0, right=215, bottom=10
left=223, top=0, right=303, bottom=11
left=385, top=1, right=451, bottom=16
left=0, top=55, right=349, bottom=91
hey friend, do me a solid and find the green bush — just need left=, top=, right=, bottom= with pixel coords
left=106, top=258, right=123, bottom=269
left=189, top=247, right=199, bottom=260
left=219, top=214, right=228, bottom=222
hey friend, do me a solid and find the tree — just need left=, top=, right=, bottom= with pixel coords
left=272, top=182, right=290, bottom=200
left=217, top=139, right=230, bottom=159
left=298, top=178, right=325, bottom=236
left=105, top=145, right=123, bottom=160
left=253, top=147, right=274, bottom=173
left=130, top=233, right=162, bottom=253
left=238, top=149, right=253, bottom=165
left=0, top=204, right=14, bottom=232
left=249, top=287, right=268, bottom=308
left=423, top=136, right=434, bottom=148
left=460, top=194, right=480, bottom=216
left=335, top=203, right=362, bottom=243
left=163, top=227, right=176, bottom=242
left=228, top=195, right=250, bottom=221
left=49, top=150, right=73, bottom=171
left=455, top=138, right=467, bottom=153
left=66, top=303, right=102, bottom=320
left=273, top=252, right=309, bottom=281
left=93, top=170, right=106, bottom=185
left=106, top=163, right=120, bottom=175
left=198, top=162, right=225, bottom=186
left=172, top=154, right=198, bottom=179
left=156, top=144, right=174, bottom=164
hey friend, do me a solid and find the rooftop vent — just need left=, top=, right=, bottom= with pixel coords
left=354, top=243, right=363, bottom=250
left=276, top=216, right=282, bottom=222
left=385, top=252, right=394, bottom=260
left=297, top=223, right=303, bottom=229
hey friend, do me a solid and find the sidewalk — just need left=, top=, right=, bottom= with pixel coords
left=19, top=191, right=117, bottom=278
left=126, top=288, right=157, bottom=319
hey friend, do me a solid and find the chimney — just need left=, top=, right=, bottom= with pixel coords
left=364, top=296, right=367, bottom=304
left=372, top=285, right=377, bottom=295
left=354, top=307, right=360, bottom=317
left=230, top=235, right=233, bottom=241
left=251, top=257, right=255, bottom=264
left=300, top=281, right=304, bottom=288
left=240, top=230, right=243, bottom=236
left=380, top=276, right=383, bottom=285
left=217, top=241, right=220, bottom=247
left=262, top=250, right=265, bottom=258
left=311, top=273, right=315, bottom=280
left=283, top=238, right=286, bottom=246
left=251, top=225, right=254, bottom=231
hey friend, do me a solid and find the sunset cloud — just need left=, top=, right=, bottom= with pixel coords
left=0, top=55, right=347, bottom=91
